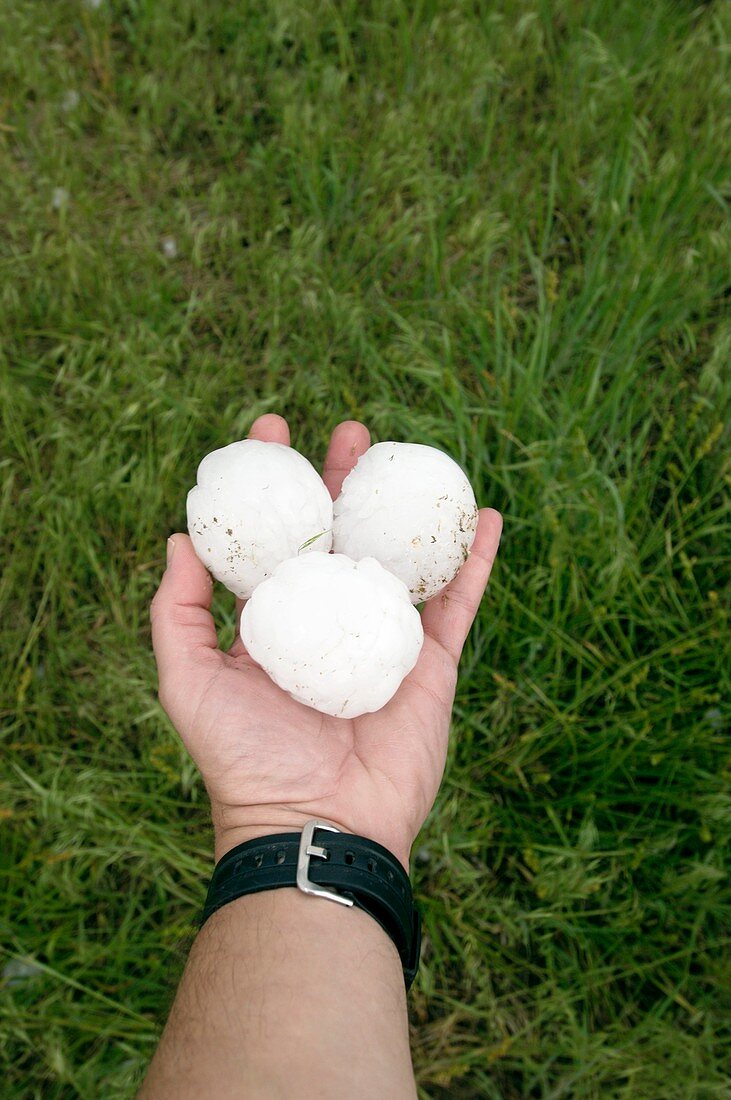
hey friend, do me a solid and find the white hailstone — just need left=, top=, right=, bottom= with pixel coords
left=241, top=553, right=424, bottom=718
left=333, top=442, right=479, bottom=603
left=62, top=89, right=80, bottom=112
left=2, top=958, right=43, bottom=987
left=51, top=187, right=69, bottom=210
left=187, top=440, right=333, bottom=599
left=161, top=235, right=177, bottom=259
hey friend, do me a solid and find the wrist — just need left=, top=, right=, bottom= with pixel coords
left=203, top=820, right=422, bottom=992
left=212, top=815, right=344, bottom=864
left=210, top=804, right=411, bottom=873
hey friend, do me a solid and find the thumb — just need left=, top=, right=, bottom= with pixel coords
left=150, top=534, right=219, bottom=693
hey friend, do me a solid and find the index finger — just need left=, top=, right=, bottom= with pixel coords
left=322, top=420, right=370, bottom=500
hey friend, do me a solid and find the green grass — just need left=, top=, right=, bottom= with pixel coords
left=1, top=1, right=729, bottom=1095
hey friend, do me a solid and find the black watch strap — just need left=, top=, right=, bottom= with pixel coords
left=201, top=821, right=421, bottom=990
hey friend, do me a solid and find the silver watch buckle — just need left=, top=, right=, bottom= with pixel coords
left=296, top=820, right=354, bottom=907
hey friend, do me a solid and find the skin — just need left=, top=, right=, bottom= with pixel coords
left=141, top=414, right=502, bottom=1098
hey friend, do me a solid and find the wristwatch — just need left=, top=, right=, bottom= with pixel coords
left=201, top=820, right=422, bottom=990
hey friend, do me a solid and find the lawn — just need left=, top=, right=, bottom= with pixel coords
left=1, top=1, right=729, bottom=1096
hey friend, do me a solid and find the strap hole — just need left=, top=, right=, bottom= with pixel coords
left=387, top=869, right=394, bottom=882
left=344, top=851, right=355, bottom=865
left=276, top=850, right=286, bottom=865
left=254, top=853, right=263, bottom=868
left=367, top=858, right=377, bottom=873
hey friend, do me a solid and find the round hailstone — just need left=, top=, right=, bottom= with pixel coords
left=187, top=440, right=333, bottom=599
left=332, top=442, right=479, bottom=603
left=241, top=553, right=424, bottom=719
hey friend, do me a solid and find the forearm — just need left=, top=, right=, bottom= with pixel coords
left=138, top=886, right=417, bottom=1099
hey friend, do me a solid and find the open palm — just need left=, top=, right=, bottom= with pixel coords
left=151, top=415, right=502, bottom=869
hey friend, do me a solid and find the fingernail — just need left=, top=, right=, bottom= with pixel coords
left=166, top=536, right=176, bottom=566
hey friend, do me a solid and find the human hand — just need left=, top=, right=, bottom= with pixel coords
left=150, top=414, right=502, bottom=870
